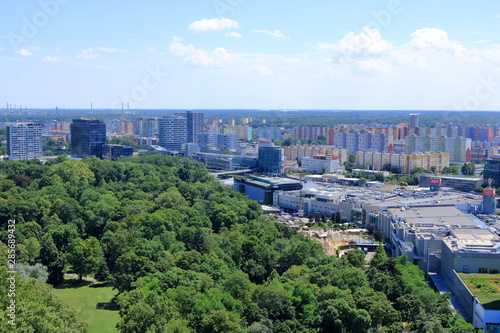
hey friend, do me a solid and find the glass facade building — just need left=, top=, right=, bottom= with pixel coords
left=258, top=146, right=284, bottom=175
left=70, top=119, right=106, bottom=158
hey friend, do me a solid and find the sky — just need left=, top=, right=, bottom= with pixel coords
left=0, top=0, right=500, bottom=111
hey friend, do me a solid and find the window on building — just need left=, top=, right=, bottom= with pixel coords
left=463, top=266, right=469, bottom=273
left=490, top=268, right=499, bottom=274
left=479, top=267, right=488, bottom=273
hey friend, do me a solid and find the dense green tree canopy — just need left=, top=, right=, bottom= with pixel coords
left=0, top=155, right=475, bottom=332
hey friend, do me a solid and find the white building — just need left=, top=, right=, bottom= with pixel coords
left=158, top=116, right=187, bottom=151
left=7, top=122, right=42, bottom=161
left=302, top=155, right=344, bottom=173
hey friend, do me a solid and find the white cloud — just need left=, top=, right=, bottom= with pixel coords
left=406, top=28, right=451, bottom=49
left=42, top=56, right=60, bottom=63
left=337, top=28, right=392, bottom=55
left=188, top=18, right=239, bottom=32
left=145, top=47, right=156, bottom=52
left=496, top=14, right=500, bottom=19
left=169, top=40, right=238, bottom=68
left=172, top=36, right=182, bottom=42
left=97, top=47, right=127, bottom=53
left=17, top=49, right=32, bottom=56
left=168, top=41, right=196, bottom=56
left=253, top=29, right=290, bottom=40
left=226, top=32, right=242, bottom=38
left=76, top=48, right=99, bottom=60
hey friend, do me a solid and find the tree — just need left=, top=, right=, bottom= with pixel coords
left=200, top=310, right=240, bottom=333
left=461, top=163, right=476, bottom=176
left=40, top=234, right=65, bottom=285
left=359, top=177, right=367, bottom=187
left=391, top=166, right=402, bottom=174
left=343, top=249, right=366, bottom=267
left=66, top=237, right=103, bottom=281
left=382, top=163, right=392, bottom=172
left=398, top=181, right=408, bottom=188
left=473, top=186, right=484, bottom=194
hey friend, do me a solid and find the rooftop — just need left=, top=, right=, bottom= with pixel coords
left=388, top=206, right=479, bottom=228
left=458, top=273, right=500, bottom=310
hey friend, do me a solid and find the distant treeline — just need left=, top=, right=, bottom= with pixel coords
left=0, top=110, right=499, bottom=127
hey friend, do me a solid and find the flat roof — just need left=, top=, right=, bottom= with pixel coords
left=388, top=206, right=478, bottom=228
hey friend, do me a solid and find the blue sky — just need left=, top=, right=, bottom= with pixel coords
left=1, top=0, right=500, bottom=110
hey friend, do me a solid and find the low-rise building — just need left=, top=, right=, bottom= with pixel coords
left=420, top=174, right=482, bottom=192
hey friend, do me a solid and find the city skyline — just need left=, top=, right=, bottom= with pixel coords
left=1, top=1, right=500, bottom=110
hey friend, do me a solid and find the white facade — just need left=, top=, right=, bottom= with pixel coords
left=158, top=116, right=187, bottom=151
left=7, top=122, right=42, bottom=161
left=302, top=155, right=343, bottom=173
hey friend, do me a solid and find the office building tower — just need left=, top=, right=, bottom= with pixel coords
left=174, top=111, right=204, bottom=143
left=410, top=113, right=419, bottom=128
left=158, top=116, right=187, bottom=151
left=484, top=155, right=500, bottom=187
left=258, top=146, right=284, bottom=175
left=6, top=122, right=42, bottom=161
left=70, top=119, right=106, bottom=158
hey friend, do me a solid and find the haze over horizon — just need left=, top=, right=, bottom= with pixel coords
left=1, top=0, right=500, bottom=111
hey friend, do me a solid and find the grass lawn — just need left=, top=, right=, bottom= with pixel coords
left=54, top=277, right=120, bottom=332
left=458, top=273, right=500, bottom=310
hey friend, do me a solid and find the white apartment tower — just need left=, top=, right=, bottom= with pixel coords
left=7, top=122, right=42, bottom=161
left=158, top=116, right=187, bottom=151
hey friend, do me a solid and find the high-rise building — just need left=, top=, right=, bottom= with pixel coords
left=6, top=122, right=42, bottom=161
left=135, top=117, right=159, bottom=137
left=410, top=113, right=419, bottom=128
left=175, top=111, right=204, bottom=143
left=119, top=120, right=135, bottom=136
left=158, top=116, right=187, bottom=151
left=484, top=155, right=500, bottom=187
left=70, top=119, right=106, bottom=158
left=258, top=146, right=284, bottom=175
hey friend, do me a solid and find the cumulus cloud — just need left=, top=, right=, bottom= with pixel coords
left=226, top=32, right=242, bottom=38
left=168, top=39, right=237, bottom=67
left=76, top=48, right=99, bottom=60
left=42, top=56, right=60, bottom=63
left=188, top=18, right=239, bottom=32
left=17, top=48, right=32, bottom=56
left=338, top=28, right=392, bottom=55
left=253, top=29, right=290, bottom=40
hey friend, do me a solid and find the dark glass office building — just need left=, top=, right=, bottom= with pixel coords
left=258, top=146, right=284, bottom=175
left=484, top=155, right=500, bottom=187
left=71, top=119, right=106, bottom=158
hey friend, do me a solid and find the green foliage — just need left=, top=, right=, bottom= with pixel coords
left=0, top=266, right=87, bottom=332
left=66, top=237, right=103, bottom=281
left=0, top=155, right=473, bottom=332
left=461, top=163, right=476, bottom=176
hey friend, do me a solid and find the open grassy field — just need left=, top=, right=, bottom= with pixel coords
left=458, top=273, right=500, bottom=310
left=54, top=277, right=120, bottom=332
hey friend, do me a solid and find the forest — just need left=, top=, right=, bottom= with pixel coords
left=0, top=155, right=476, bottom=332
